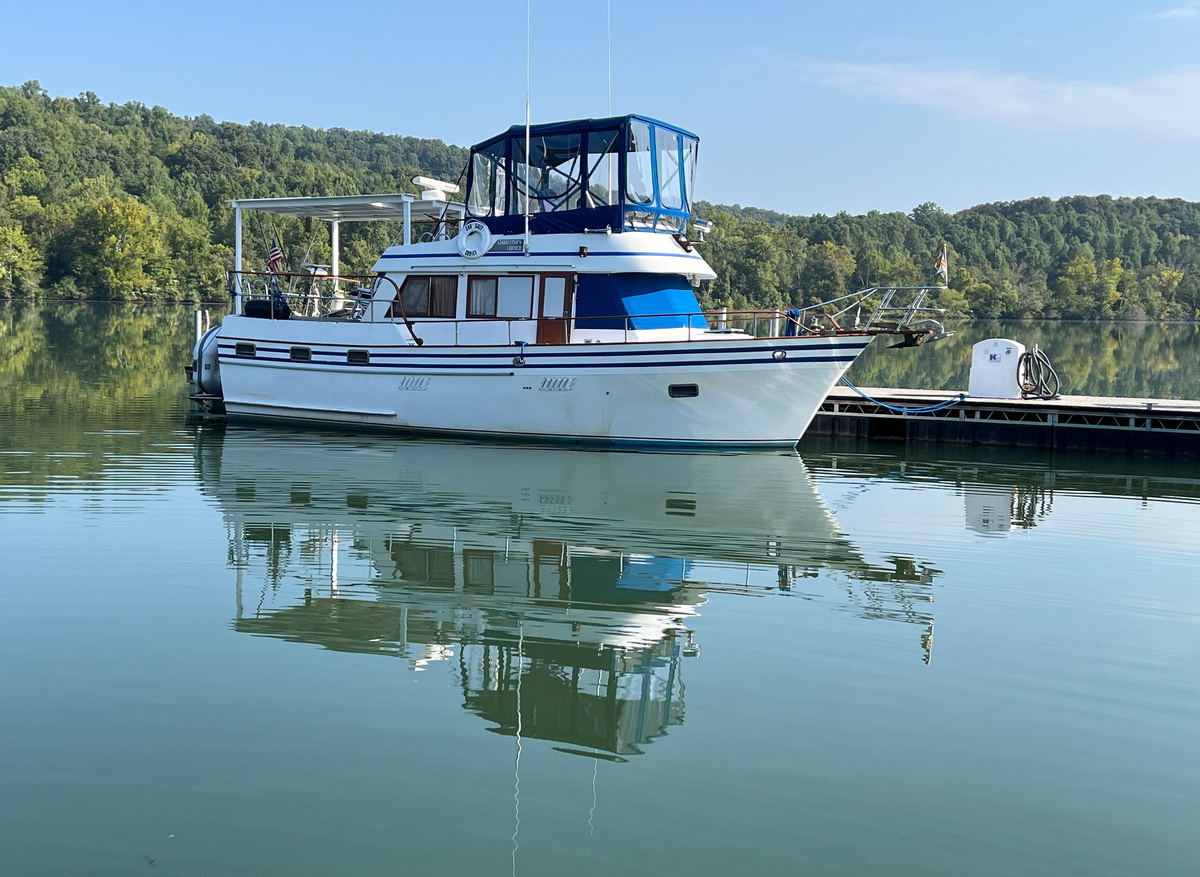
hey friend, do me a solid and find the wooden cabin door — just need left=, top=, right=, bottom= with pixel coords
left=537, top=274, right=572, bottom=345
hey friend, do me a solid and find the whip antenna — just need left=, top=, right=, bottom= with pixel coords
left=524, top=0, right=531, bottom=254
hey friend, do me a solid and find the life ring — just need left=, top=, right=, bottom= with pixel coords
left=458, top=219, right=492, bottom=260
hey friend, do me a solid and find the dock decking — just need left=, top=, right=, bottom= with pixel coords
left=808, top=387, right=1200, bottom=457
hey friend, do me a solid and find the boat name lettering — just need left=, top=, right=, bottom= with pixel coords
left=539, top=377, right=577, bottom=392
left=489, top=238, right=526, bottom=254
left=399, top=376, right=430, bottom=391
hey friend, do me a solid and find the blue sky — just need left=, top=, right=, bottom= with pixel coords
left=3, top=1, right=1199, bottom=215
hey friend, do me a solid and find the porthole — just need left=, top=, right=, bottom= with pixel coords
left=234, top=342, right=256, bottom=358
left=347, top=349, right=370, bottom=365
left=290, top=346, right=312, bottom=362
left=668, top=383, right=699, bottom=399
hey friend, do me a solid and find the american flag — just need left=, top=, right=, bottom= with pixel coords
left=934, top=243, right=948, bottom=284
left=266, top=238, right=284, bottom=275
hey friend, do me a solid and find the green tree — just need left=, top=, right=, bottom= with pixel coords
left=0, top=224, right=41, bottom=296
left=799, top=240, right=856, bottom=305
left=68, top=197, right=166, bottom=300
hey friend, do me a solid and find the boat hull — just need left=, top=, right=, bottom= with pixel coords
left=214, top=317, right=872, bottom=447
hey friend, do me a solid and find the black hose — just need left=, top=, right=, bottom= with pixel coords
left=1017, top=344, right=1060, bottom=400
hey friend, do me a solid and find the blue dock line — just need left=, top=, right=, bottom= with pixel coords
left=839, top=378, right=967, bottom=413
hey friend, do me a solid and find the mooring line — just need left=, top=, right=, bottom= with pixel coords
left=839, top=377, right=967, bottom=414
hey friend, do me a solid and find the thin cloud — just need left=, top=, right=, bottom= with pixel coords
left=794, top=58, right=1200, bottom=139
left=1153, top=2, right=1200, bottom=18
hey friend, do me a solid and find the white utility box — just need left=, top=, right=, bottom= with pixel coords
left=968, top=338, right=1025, bottom=398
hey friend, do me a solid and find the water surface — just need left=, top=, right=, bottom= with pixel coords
left=1, top=304, right=1198, bottom=876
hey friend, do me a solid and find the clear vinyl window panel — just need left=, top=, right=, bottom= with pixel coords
left=510, top=134, right=583, bottom=215
left=656, top=126, right=683, bottom=211
left=469, top=149, right=502, bottom=216
left=585, top=129, right=620, bottom=208
left=626, top=119, right=654, bottom=206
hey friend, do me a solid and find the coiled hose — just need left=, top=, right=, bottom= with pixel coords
left=1017, top=344, right=1060, bottom=400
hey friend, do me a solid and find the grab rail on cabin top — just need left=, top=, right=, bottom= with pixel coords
left=227, top=272, right=948, bottom=345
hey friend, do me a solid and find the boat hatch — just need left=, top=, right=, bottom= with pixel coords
left=466, top=115, right=698, bottom=236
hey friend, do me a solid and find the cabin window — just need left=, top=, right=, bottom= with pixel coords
left=468, top=275, right=534, bottom=318
left=468, top=277, right=495, bottom=316
left=542, top=276, right=567, bottom=318
left=235, top=342, right=256, bottom=358
left=347, top=349, right=370, bottom=365
left=290, top=346, right=312, bottom=362
left=391, top=275, right=457, bottom=318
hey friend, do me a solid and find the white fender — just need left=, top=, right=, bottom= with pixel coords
left=197, top=326, right=223, bottom=396
left=457, top=219, right=492, bottom=260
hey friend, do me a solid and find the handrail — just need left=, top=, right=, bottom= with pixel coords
left=227, top=275, right=948, bottom=346
left=229, top=270, right=420, bottom=337
left=229, top=269, right=380, bottom=315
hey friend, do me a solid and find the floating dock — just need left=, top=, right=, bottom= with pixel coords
left=807, top=387, right=1200, bottom=457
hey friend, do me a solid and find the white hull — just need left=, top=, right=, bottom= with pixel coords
left=214, top=315, right=872, bottom=446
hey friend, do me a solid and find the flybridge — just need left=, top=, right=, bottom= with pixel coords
left=465, top=115, right=699, bottom=236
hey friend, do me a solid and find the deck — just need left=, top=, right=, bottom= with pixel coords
left=807, top=387, right=1200, bottom=457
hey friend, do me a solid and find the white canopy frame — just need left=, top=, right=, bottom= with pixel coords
left=230, top=193, right=466, bottom=278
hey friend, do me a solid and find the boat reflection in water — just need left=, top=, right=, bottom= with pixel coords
left=196, top=429, right=941, bottom=757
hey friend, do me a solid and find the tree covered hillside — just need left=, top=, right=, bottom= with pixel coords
left=696, top=197, right=1200, bottom=320
left=2, top=79, right=1199, bottom=319
left=0, top=81, right=467, bottom=300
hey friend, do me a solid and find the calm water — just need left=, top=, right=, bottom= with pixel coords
left=2, top=303, right=1199, bottom=876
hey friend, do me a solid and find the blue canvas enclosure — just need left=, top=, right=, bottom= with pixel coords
left=574, top=274, right=708, bottom=330
left=466, top=115, right=699, bottom=235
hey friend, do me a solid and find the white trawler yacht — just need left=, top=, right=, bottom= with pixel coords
left=190, top=115, right=946, bottom=446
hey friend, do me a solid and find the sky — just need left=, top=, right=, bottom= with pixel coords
left=3, top=0, right=1200, bottom=216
